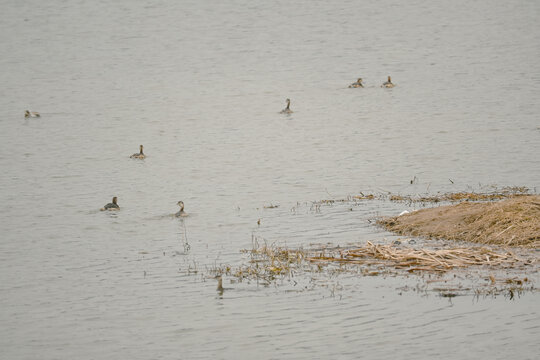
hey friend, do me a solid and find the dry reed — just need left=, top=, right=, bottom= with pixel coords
left=221, top=239, right=532, bottom=282
left=309, top=241, right=530, bottom=272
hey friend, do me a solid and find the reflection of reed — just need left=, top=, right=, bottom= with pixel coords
left=179, top=220, right=191, bottom=253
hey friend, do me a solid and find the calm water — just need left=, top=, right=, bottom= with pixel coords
left=1, top=0, right=539, bottom=359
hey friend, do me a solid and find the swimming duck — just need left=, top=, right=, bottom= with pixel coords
left=349, top=78, right=364, bottom=88
left=280, top=98, right=293, bottom=114
left=382, top=76, right=395, bottom=88
left=25, top=110, right=40, bottom=117
left=101, top=196, right=120, bottom=211
left=130, top=145, right=145, bottom=159
left=175, top=201, right=188, bottom=217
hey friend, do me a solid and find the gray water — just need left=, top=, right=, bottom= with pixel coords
left=1, top=0, right=540, bottom=359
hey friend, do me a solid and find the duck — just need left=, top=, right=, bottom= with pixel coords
left=349, top=78, right=364, bottom=88
left=130, top=145, right=145, bottom=159
left=280, top=98, right=293, bottom=114
left=25, top=110, right=40, bottom=118
left=100, top=196, right=120, bottom=211
left=175, top=201, right=188, bottom=217
left=382, top=76, right=395, bottom=88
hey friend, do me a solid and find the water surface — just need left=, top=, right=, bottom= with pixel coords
left=1, top=0, right=539, bottom=359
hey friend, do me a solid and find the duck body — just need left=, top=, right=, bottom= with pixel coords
left=175, top=201, right=188, bottom=217
left=130, top=145, right=146, bottom=159
left=382, top=76, right=395, bottom=88
left=101, top=196, right=120, bottom=211
left=280, top=98, right=293, bottom=114
left=25, top=110, right=40, bottom=118
left=349, top=78, right=364, bottom=88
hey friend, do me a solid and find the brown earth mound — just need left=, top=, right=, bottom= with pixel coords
left=378, top=195, right=540, bottom=248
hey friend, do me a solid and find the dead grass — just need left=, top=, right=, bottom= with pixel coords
left=309, top=241, right=530, bottom=272
left=208, top=237, right=537, bottom=297
left=378, top=195, right=540, bottom=248
left=215, top=237, right=533, bottom=283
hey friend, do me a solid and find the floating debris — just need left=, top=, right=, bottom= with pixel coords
left=388, top=191, right=524, bottom=203
left=313, top=187, right=530, bottom=206
left=25, top=110, right=40, bottom=118
left=352, top=193, right=375, bottom=200
left=216, top=275, right=224, bottom=294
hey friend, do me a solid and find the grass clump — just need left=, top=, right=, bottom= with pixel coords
left=379, top=195, right=540, bottom=248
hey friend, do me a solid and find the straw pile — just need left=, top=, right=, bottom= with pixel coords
left=309, top=241, right=526, bottom=272
left=378, top=195, right=540, bottom=248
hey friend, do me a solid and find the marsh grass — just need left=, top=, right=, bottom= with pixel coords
left=208, top=236, right=537, bottom=297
